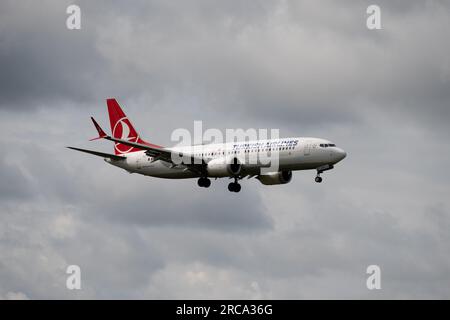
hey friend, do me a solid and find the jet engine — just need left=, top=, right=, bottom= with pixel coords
left=207, top=157, right=241, bottom=177
left=257, top=170, right=292, bottom=185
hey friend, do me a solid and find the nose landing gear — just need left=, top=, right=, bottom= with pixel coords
left=314, top=164, right=333, bottom=183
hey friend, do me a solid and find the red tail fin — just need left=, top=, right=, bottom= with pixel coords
left=106, top=98, right=161, bottom=155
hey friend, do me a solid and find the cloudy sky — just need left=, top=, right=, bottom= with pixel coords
left=1, top=0, right=449, bottom=299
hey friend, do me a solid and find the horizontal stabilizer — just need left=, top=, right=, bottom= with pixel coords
left=89, top=117, right=107, bottom=141
left=67, top=146, right=126, bottom=161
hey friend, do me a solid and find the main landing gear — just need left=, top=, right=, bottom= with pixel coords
left=228, top=177, right=241, bottom=193
left=228, top=182, right=241, bottom=193
left=197, top=177, right=211, bottom=188
left=197, top=176, right=242, bottom=192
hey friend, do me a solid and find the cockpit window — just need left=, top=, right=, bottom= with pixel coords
left=320, top=143, right=336, bottom=148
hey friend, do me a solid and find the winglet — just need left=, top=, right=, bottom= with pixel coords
left=89, top=117, right=108, bottom=141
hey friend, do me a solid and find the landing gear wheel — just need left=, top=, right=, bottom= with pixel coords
left=315, top=176, right=322, bottom=183
left=228, top=182, right=241, bottom=192
left=198, top=177, right=211, bottom=188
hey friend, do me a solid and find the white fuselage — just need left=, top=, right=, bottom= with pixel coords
left=107, top=137, right=346, bottom=179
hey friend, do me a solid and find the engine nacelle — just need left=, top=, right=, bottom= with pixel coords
left=207, top=157, right=241, bottom=177
left=257, top=170, right=292, bottom=185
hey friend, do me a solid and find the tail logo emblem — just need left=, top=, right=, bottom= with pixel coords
left=112, top=117, right=139, bottom=153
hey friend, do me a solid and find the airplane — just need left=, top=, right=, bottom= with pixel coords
left=68, top=99, right=347, bottom=192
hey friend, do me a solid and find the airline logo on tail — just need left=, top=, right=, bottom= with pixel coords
left=112, top=117, right=139, bottom=154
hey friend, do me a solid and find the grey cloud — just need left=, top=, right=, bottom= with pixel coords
left=0, top=157, right=32, bottom=200
left=0, top=0, right=106, bottom=109
left=2, top=0, right=449, bottom=129
left=88, top=179, right=273, bottom=231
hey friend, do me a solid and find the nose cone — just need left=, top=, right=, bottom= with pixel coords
left=335, top=148, right=347, bottom=162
